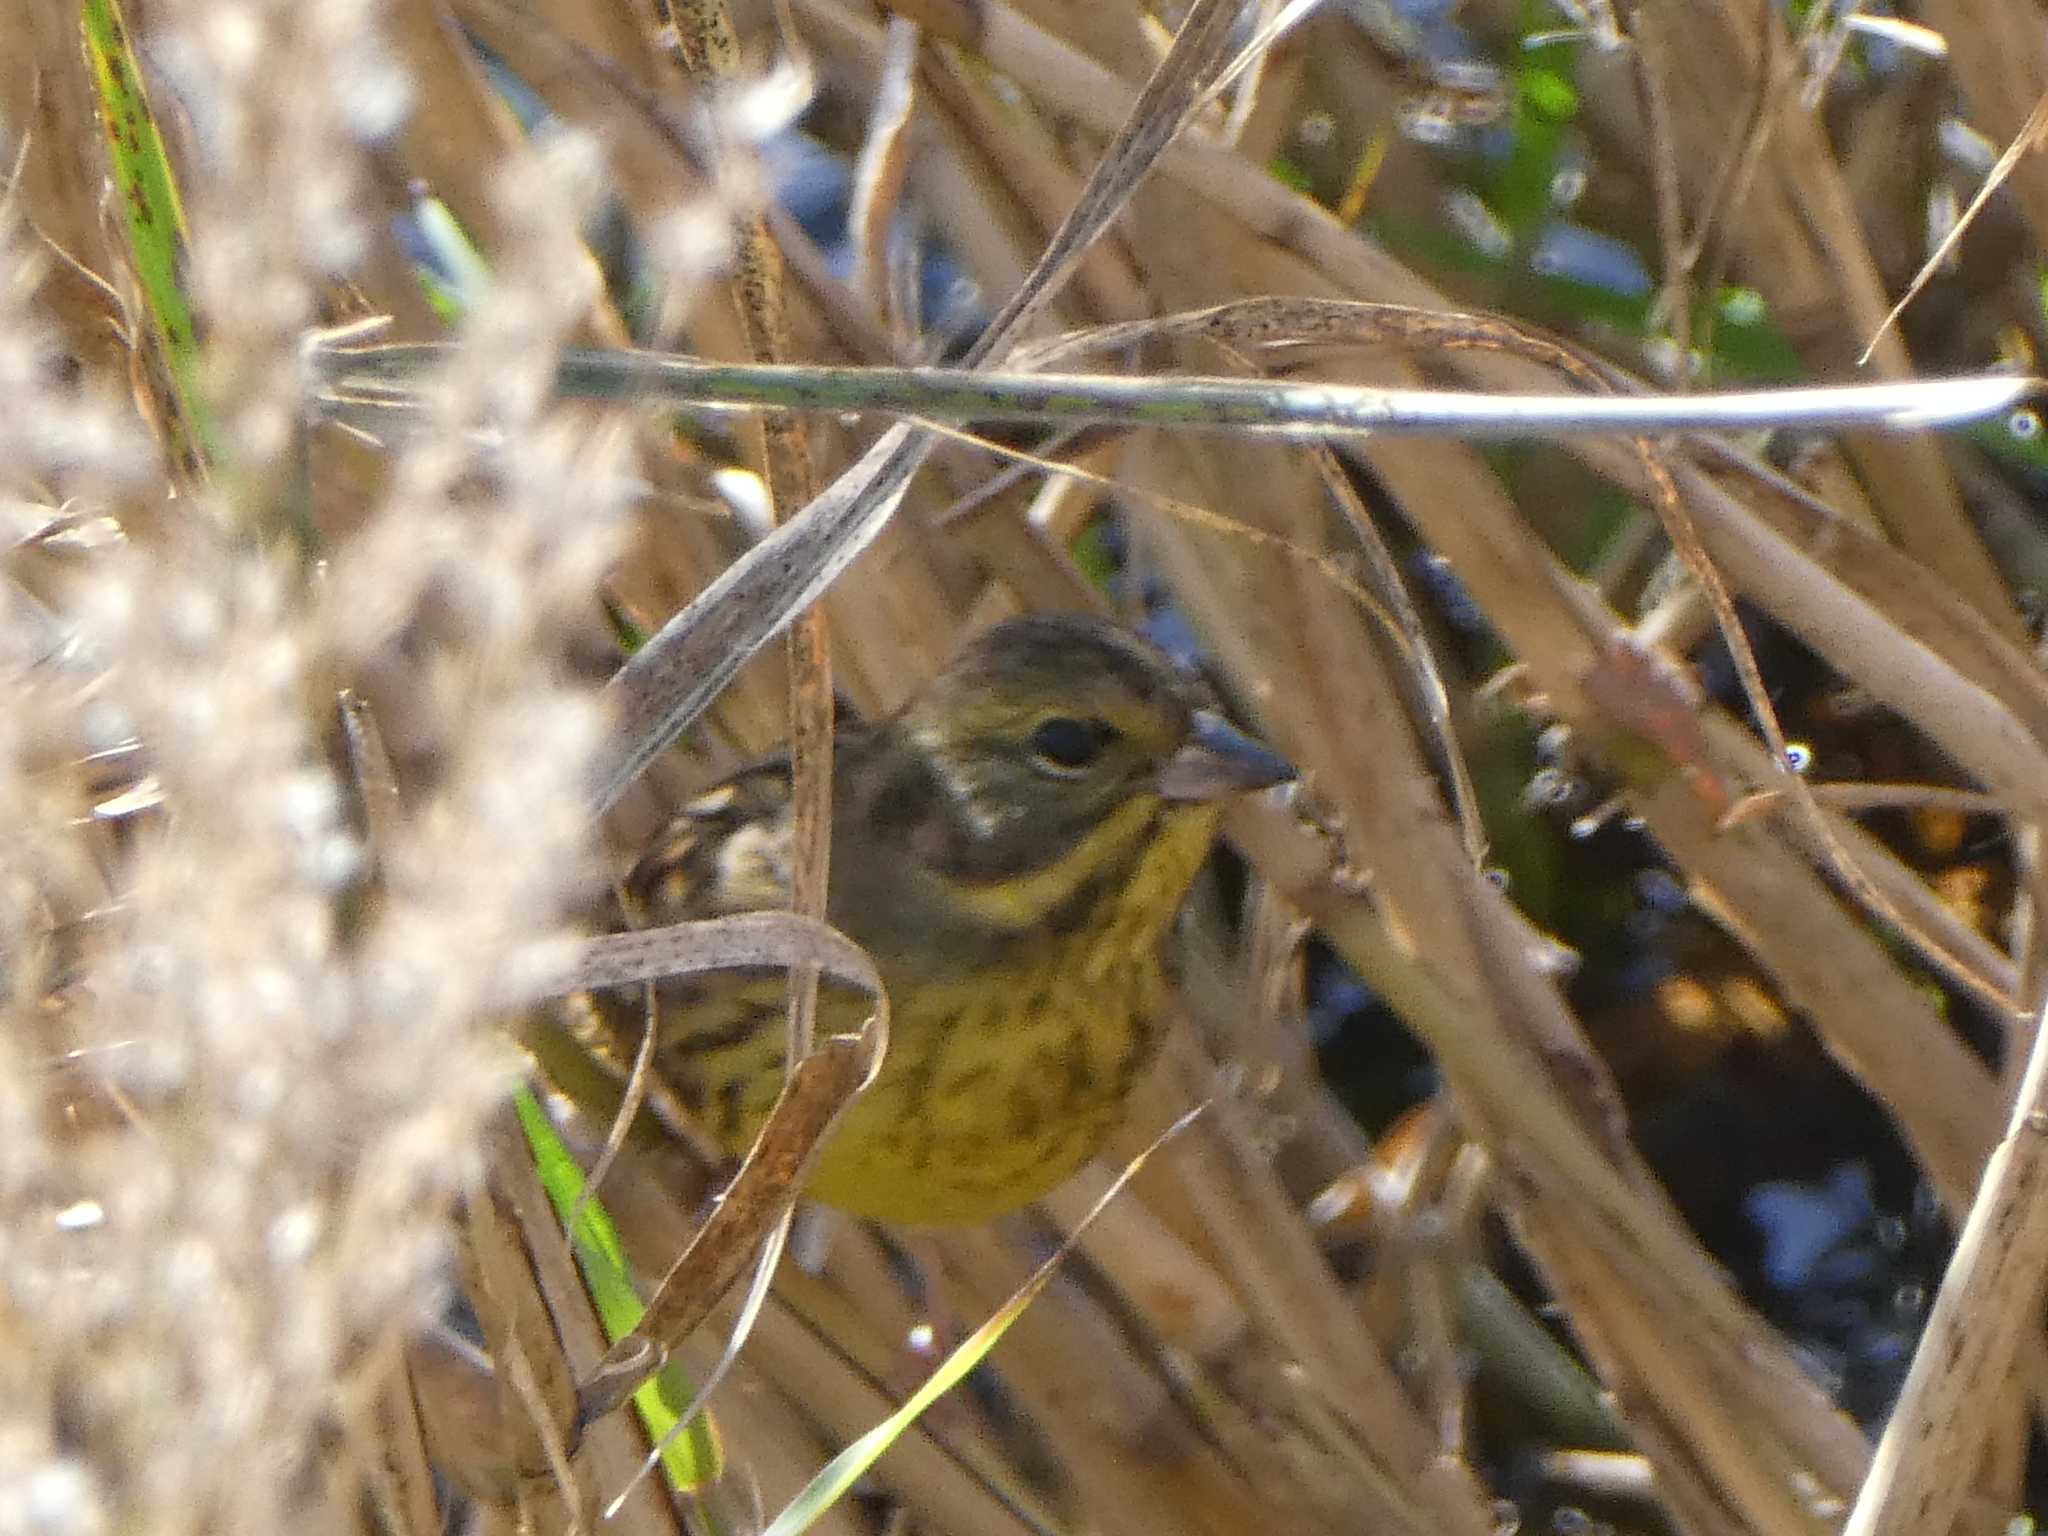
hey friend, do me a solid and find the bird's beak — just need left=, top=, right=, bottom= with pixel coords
left=1156, top=712, right=1295, bottom=802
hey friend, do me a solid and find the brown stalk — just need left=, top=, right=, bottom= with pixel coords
left=576, top=1028, right=881, bottom=1425
left=1041, top=1064, right=1470, bottom=1536
left=658, top=0, right=836, bottom=1119
left=1621, top=3, right=1694, bottom=353
left=1298, top=435, right=1487, bottom=868
left=913, top=41, right=1151, bottom=327
left=1148, top=1032, right=1498, bottom=1536
left=487, top=1105, right=689, bottom=1536
left=750, top=1277, right=1068, bottom=1536
left=343, top=1336, right=442, bottom=1536
left=931, top=1227, right=1348, bottom=1536
left=406, top=1328, right=519, bottom=1508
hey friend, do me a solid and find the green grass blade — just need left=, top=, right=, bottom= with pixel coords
left=512, top=1088, right=725, bottom=1493
left=79, top=0, right=218, bottom=476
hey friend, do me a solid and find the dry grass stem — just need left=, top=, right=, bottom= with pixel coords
left=17, top=0, right=2048, bottom=1532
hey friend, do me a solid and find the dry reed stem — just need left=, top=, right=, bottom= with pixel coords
left=660, top=0, right=840, bottom=1401
left=19, top=0, right=2048, bottom=1533
left=1843, top=986, right=2048, bottom=1536
left=1124, top=420, right=1849, bottom=1531
left=462, top=1113, right=594, bottom=1532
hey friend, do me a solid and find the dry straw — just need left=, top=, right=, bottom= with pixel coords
left=9, top=1, right=2048, bottom=1535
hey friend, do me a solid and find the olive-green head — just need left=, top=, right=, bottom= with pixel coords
left=881, top=614, right=1292, bottom=888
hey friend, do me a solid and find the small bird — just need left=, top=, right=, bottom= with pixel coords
left=593, top=613, right=1292, bottom=1225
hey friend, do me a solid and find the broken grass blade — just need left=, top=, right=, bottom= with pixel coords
left=577, top=1028, right=884, bottom=1428
left=560, top=912, right=890, bottom=1425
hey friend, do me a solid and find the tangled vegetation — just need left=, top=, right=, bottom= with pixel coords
left=7, top=2, right=2048, bottom=1535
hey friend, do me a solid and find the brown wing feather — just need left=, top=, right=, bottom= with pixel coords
left=623, top=761, right=798, bottom=926
left=586, top=760, right=872, bottom=1151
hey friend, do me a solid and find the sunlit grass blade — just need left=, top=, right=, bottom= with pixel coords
left=758, top=1099, right=1211, bottom=1536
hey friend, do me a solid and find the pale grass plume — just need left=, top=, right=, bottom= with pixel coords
left=153, top=0, right=409, bottom=473
left=0, top=16, right=661, bottom=1535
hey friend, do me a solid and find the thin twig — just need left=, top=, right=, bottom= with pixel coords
left=1862, top=92, right=2048, bottom=364
left=315, top=338, right=2047, bottom=439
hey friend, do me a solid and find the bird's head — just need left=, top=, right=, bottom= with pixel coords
left=864, top=614, right=1292, bottom=924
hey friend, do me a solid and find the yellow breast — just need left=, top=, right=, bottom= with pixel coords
left=652, top=803, right=1221, bottom=1225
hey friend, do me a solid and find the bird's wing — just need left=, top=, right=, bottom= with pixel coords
left=621, top=758, right=798, bottom=926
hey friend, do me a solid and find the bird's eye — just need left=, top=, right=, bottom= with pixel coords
left=1028, top=716, right=1117, bottom=774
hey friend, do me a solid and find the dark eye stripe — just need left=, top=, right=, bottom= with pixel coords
left=1029, top=716, right=1117, bottom=771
